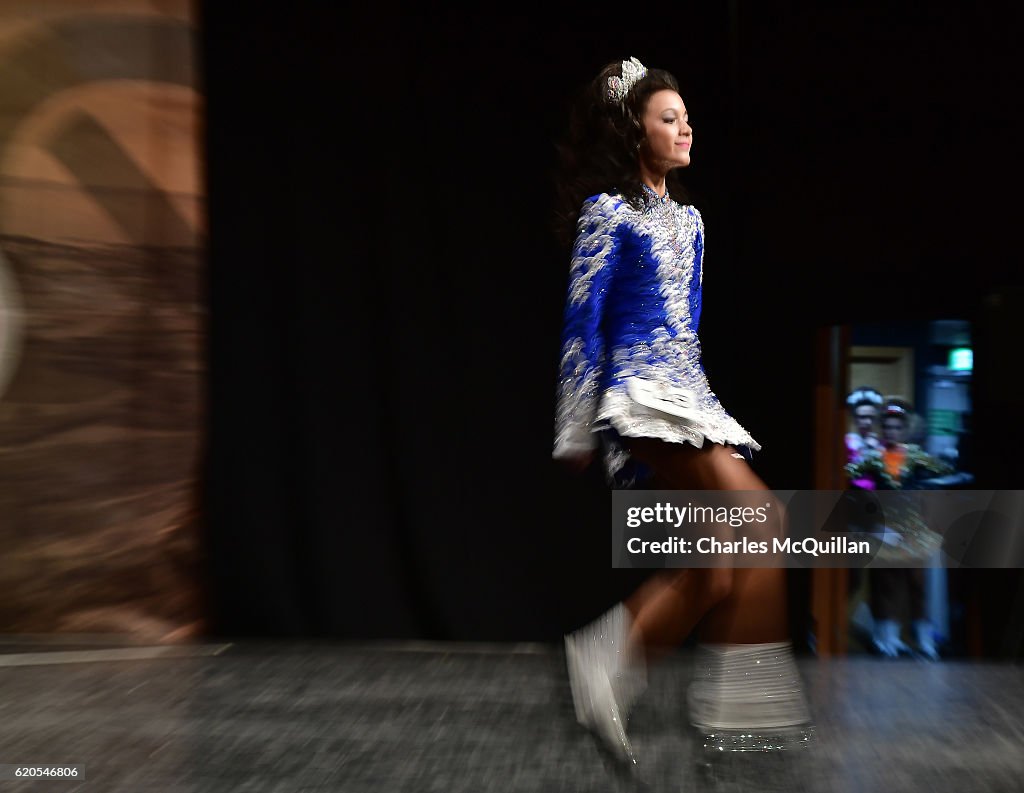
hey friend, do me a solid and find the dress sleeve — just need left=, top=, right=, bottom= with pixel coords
left=693, top=207, right=705, bottom=286
left=553, top=194, right=623, bottom=459
left=689, top=207, right=705, bottom=329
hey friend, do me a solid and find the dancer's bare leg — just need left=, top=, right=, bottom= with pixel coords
left=564, top=438, right=802, bottom=763
left=625, top=438, right=811, bottom=747
left=624, top=568, right=734, bottom=663
left=621, top=438, right=789, bottom=657
left=698, top=567, right=789, bottom=643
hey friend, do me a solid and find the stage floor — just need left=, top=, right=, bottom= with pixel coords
left=0, top=639, right=1021, bottom=792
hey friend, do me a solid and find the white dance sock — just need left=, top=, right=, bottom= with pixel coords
left=688, top=641, right=813, bottom=747
left=565, top=603, right=647, bottom=761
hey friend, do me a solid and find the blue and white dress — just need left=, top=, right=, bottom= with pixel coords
left=553, top=186, right=759, bottom=480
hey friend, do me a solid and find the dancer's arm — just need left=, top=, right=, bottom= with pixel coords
left=553, top=193, right=624, bottom=464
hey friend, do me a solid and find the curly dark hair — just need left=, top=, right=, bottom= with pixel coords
left=553, top=60, right=691, bottom=250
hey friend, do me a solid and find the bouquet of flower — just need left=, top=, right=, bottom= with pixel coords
left=845, top=445, right=952, bottom=490
left=845, top=445, right=954, bottom=560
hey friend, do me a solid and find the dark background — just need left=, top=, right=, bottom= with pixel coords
left=201, top=4, right=1024, bottom=647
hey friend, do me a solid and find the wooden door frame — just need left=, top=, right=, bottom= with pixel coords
left=811, top=325, right=849, bottom=656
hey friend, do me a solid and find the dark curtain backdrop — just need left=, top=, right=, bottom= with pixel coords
left=202, top=4, right=1024, bottom=644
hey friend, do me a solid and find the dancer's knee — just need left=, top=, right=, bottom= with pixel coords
left=703, top=567, right=734, bottom=606
left=663, top=567, right=732, bottom=605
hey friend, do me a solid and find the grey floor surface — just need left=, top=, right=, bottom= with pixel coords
left=0, top=640, right=1021, bottom=792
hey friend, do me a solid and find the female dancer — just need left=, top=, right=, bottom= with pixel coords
left=846, top=399, right=950, bottom=659
left=554, top=57, right=812, bottom=765
left=846, top=386, right=885, bottom=479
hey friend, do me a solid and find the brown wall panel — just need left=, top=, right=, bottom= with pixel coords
left=0, top=2, right=204, bottom=639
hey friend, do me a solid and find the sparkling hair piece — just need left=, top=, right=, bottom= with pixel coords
left=606, top=56, right=648, bottom=104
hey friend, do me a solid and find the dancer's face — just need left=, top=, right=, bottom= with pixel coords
left=640, top=90, right=692, bottom=172
left=854, top=405, right=877, bottom=436
left=882, top=417, right=906, bottom=445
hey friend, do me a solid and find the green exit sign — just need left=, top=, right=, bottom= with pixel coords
left=949, top=348, right=973, bottom=371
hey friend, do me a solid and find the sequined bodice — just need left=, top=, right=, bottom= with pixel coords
left=636, top=184, right=695, bottom=259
